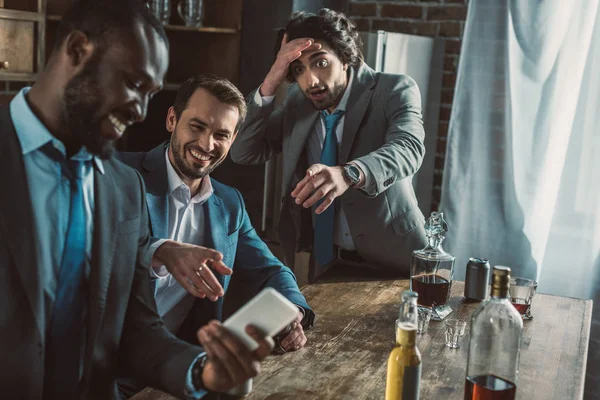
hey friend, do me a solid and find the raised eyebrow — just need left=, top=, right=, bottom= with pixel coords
left=308, top=51, right=329, bottom=61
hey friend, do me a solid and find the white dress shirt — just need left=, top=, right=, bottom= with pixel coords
left=152, top=150, right=214, bottom=321
left=254, top=69, right=374, bottom=250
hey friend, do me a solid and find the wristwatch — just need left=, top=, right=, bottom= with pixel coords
left=342, top=163, right=361, bottom=187
left=191, top=354, right=209, bottom=391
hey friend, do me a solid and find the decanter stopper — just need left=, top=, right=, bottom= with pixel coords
left=424, top=211, right=448, bottom=243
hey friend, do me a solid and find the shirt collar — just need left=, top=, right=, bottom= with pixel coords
left=164, top=148, right=214, bottom=204
left=10, top=87, right=105, bottom=174
left=323, top=67, right=354, bottom=115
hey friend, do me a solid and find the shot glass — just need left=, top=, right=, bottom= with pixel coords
left=227, top=378, right=253, bottom=396
left=417, top=307, right=432, bottom=334
left=444, top=319, right=466, bottom=349
left=509, top=277, right=538, bottom=320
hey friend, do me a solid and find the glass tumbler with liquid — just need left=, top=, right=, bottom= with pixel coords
left=410, top=212, right=455, bottom=317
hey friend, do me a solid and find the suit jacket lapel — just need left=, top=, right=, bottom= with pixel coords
left=142, top=144, right=170, bottom=238
left=202, top=192, right=230, bottom=323
left=203, top=193, right=231, bottom=269
left=340, top=65, right=377, bottom=163
left=84, top=165, right=117, bottom=372
left=0, top=107, right=44, bottom=338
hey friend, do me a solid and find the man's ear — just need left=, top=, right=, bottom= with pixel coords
left=343, top=63, right=348, bottom=71
left=64, top=30, right=95, bottom=68
left=232, top=130, right=239, bottom=142
left=166, top=107, right=177, bottom=133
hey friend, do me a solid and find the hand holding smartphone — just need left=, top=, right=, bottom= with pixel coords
left=223, top=287, right=299, bottom=351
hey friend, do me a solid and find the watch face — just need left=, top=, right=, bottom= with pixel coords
left=345, top=165, right=360, bottom=184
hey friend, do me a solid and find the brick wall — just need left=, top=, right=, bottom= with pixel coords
left=348, top=0, right=469, bottom=210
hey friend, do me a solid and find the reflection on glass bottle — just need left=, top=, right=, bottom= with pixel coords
left=464, top=266, right=523, bottom=400
left=386, top=291, right=421, bottom=400
left=410, top=212, right=455, bottom=313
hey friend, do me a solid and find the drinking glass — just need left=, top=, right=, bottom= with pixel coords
left=178, top=0, right=204, bottom=27
left=147, top=0, right=171, bottom=26
left=417, top=307, right=432, bottom=334
left=444, top=319, right=466, bottom=349
left=509, top=277, right=538, bottom=320
left=227, top=378, right=253, bottom=396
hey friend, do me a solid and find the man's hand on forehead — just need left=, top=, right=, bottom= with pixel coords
left=260, top=35, right=321, bottom=97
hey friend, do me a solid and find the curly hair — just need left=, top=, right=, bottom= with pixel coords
left=275, top=8, right=364, bottom=82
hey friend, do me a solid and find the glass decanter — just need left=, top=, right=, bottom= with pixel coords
left=410, top=212, right=455, bottom=320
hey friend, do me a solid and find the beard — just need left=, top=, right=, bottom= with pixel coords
left=170, top=125, right=223, bottom=180
left=61, top=53, right=114, bottom=159
left=307, top=79, right=347, bottom=111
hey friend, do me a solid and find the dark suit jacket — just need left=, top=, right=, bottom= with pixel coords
left=0, top=107, right=202, bottom=399
left=231, top=64, right=428, bottom=274
left=118, top=143, right=314, bottom=341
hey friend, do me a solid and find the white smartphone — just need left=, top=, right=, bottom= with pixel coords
left=223, top=287, right=299, bottom=351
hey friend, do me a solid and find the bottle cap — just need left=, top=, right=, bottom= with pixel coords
left=491, top=265, right=511, bottom=297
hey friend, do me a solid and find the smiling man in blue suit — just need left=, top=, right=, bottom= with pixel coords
left=118, top=76, right=313, bottom=397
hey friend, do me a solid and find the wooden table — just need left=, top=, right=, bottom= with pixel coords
left=132, top=272, right=593, bottom=400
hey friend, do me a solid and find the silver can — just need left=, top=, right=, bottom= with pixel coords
left=464, top=258, right=490, bottom=301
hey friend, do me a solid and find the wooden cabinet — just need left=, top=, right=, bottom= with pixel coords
left=46, top=0, right=242, bottom=88
left=1, top=0, right=243, bottom=150
left=0, top=0, right=46, bottom=83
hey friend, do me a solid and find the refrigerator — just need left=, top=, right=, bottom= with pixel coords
left=361, top=30, right=445, bottom=217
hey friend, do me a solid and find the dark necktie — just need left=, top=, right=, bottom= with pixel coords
left=314, top=110, right=344, bottom=266
left=44, top=156, right=88, bottom=399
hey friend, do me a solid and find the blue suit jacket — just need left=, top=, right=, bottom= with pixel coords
left=118, top=143, right=313, bottom=342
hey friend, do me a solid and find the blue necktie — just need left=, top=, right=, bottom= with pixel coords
left=314, top=110, right=344, bottom=266
left=44, top=158, right=87, bottom=399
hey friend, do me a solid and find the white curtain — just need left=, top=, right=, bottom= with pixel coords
left=440, top=0, right=600, bottom=301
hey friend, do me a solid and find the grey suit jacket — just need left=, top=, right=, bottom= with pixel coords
left=230, top=64, right=428, bottom=274
left=0, top=107, right=201, bottom=399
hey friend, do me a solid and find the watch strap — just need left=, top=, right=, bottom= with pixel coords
left=191, top=353, right=209, bottom=391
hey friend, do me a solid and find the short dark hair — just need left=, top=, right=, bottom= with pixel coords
left=276, top=8, right=363, bottom=81
left=173, top=74, right=247, bottom=130
left=54, top=0, right=169, bottom=53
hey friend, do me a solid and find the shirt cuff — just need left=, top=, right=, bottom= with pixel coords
left=253, top=85, right=275, bottom=106
left=138, top=237, right=167, bottom=269
left=184, top=353, right=209, bottom=399
left=148, top=238, right=169, bottom=271
left=150, top=267, right=171, bottom=294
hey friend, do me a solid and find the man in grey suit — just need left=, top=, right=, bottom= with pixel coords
left=230, top=9, right=428, bottom=279
left=0, top=0, right=272, bottom=398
